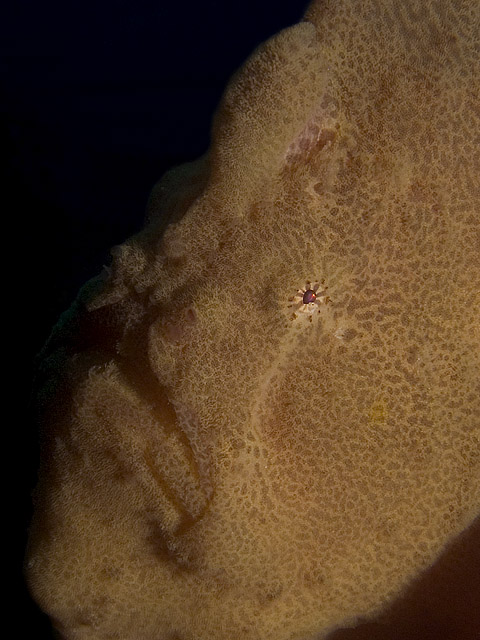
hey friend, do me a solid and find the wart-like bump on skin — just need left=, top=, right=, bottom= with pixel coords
left=25, top=2, right=479, bottom=640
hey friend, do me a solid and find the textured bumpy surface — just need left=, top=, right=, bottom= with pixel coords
left=25, top=1, right=480, bottom=639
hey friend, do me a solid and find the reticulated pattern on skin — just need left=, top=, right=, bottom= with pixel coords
left=25, top=2, right=480, bottom=639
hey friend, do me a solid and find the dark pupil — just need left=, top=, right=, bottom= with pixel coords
left=303, top=290, right=316, bottom=304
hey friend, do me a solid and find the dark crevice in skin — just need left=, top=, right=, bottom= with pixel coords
left=32, top=269, right=215, bottom=556
left=141, top=391, right=215, bottom=519
left=143, top=445, right=195, bottom=519
left=107, top=282, right=215, bottom=490
left=105, top=287, right=219, bottom=570
left=145, top=516, right=199, bottom=572
left=111, top=292, right=216, bottom=539
left=31, top=212, right=223, bottom=575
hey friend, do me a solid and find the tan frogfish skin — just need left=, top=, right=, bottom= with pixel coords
left=25, top=1, right=479, bottom=639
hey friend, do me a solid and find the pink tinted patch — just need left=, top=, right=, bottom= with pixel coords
left=162, top=306, right=197, bottom=344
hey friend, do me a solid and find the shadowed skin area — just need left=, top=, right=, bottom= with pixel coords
left=25, top=1, right=479, bottom=639
left=328, top=516, right=480, bottom=640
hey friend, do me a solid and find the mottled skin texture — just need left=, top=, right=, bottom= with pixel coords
left=26, top=1, right=479, bottom=639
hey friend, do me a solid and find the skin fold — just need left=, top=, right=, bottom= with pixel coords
left=25, top=1, right=479, bottom=639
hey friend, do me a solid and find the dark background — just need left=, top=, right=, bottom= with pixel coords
left=5, top=1, right=307, bottom=636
